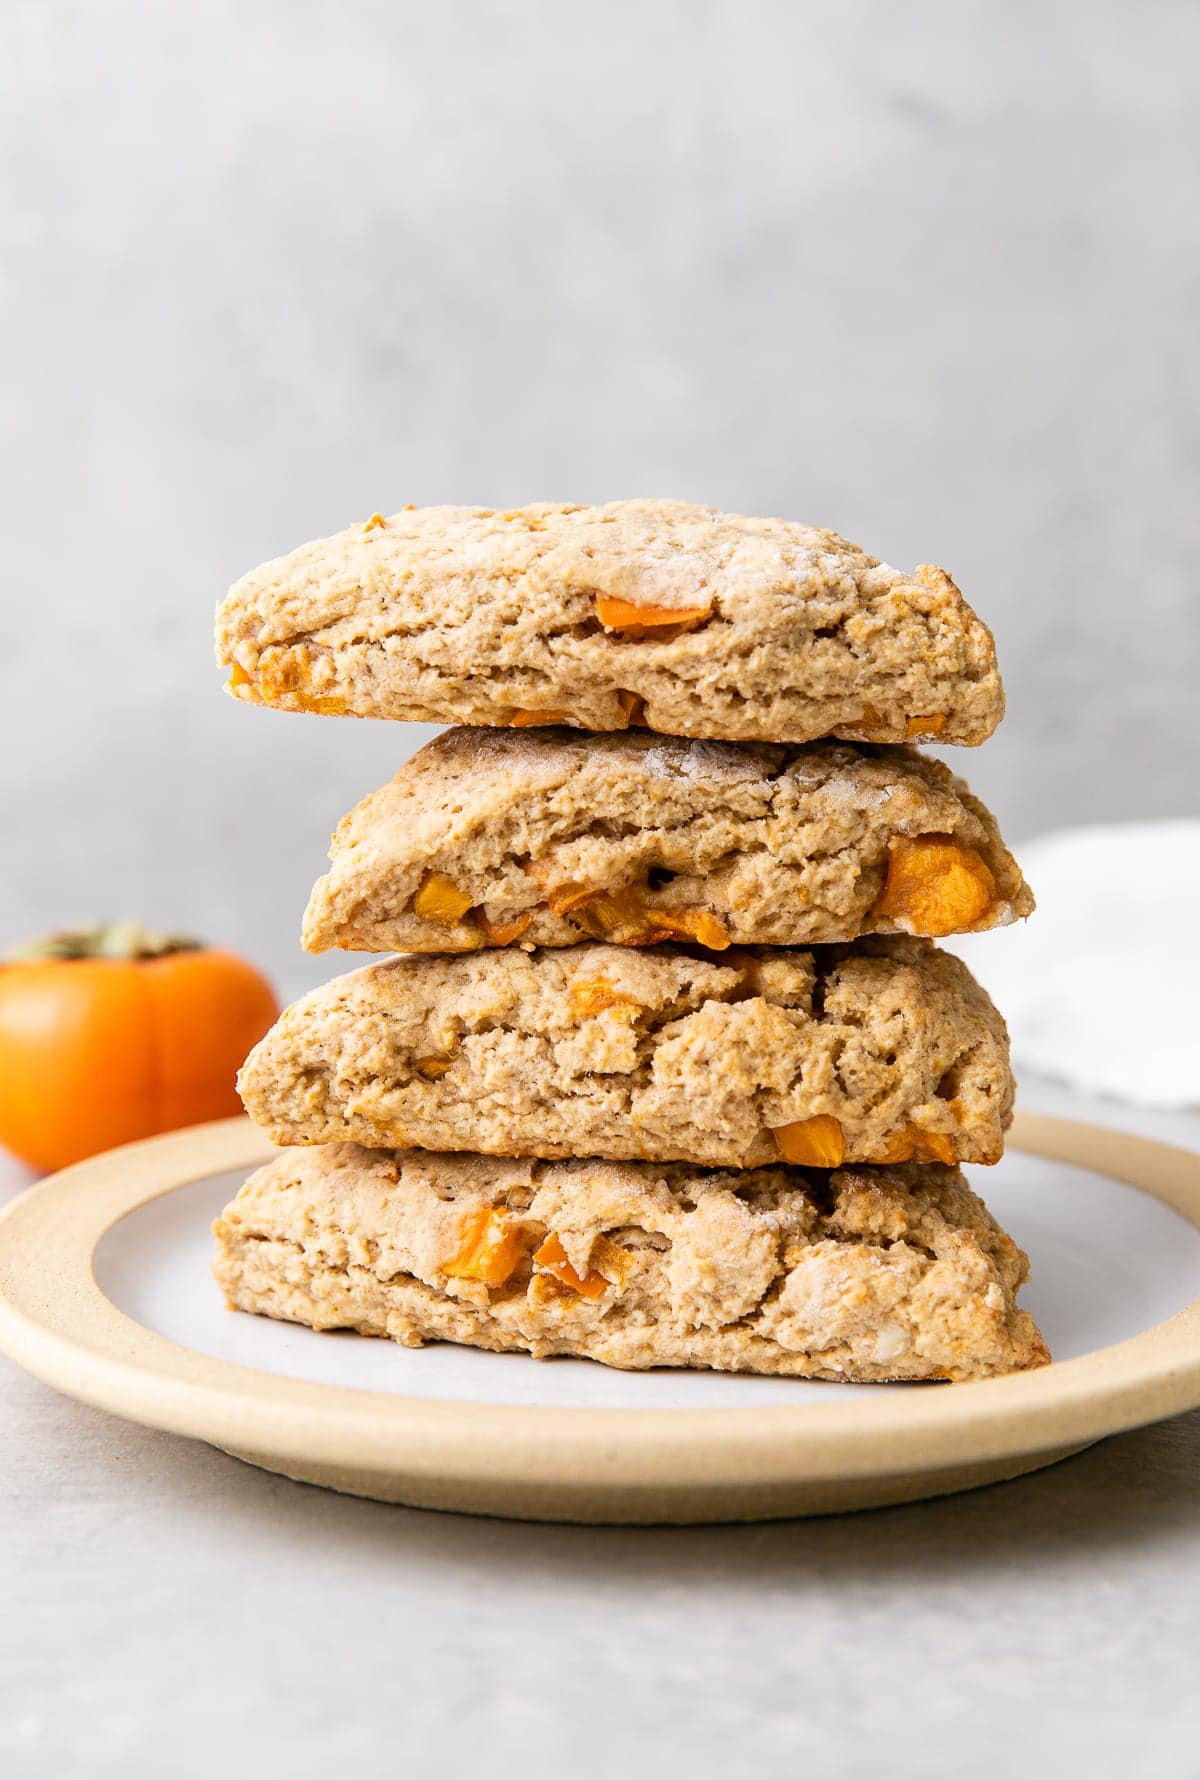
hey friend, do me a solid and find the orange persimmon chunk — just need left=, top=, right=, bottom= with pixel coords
left=568, top=888, right=657, bottom=944
left=592, top=897, right=730, bottom=951
left=773, top=1114, right=847, bottom=1168
left=869, top=1124, right=958, bottom=1167
left=509, top=708, right=573, bottom=727
left=595, top=595, right=712, bottom=636
left=476, top=910, right=533, bottom=946
left=228, top=660, right=254, bottom=692
left=565, top=888, right=645, bottom=940
left=548, top=881, right=729, bottom=951
left=848, top=708, right=946, bottom=742
left=297, top=693, right=349, bottom=715
left=616, top=689, right=647, bottom=726
left=914, top=1128, right=958, bottom=1166
left=254, top=652, right=348, bottom=714
left=414, top=1055, right=454, bottom=1080
left=552, top=885, right=730, bottom=950
left=445, top=1205, right=528, bottom=1288
left=547, top=883, right=604, bottom=918
left=533, top=1233, right=607, bottom=1299
left=871, top=834, right=997, bottom=937
left=569, top=978, right=643, bottom=1020
left=412, top=870, right=475, bottom=925
left=643, top=908, right=730, bottom=951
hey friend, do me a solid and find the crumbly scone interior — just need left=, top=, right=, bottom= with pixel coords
left=212, top=1146, right=1048, bottom=1384
left=238, top=937, right=1013, bottom=1169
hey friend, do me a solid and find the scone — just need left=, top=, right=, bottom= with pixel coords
left=303, top=727, right=1033, bottom=955
left=216, top=500, right=1003, bottom=746
left=238, top=938, right=1013, bottom=1168
left=212, top=1144, right=1049, bottom=1383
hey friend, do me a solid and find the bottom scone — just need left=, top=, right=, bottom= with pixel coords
left=213, top=1145, right=1048, bottom=1383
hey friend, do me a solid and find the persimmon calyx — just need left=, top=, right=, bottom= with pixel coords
left=6, top=922, right=203, bottom=963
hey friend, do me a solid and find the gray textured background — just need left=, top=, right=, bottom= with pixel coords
left=3, top=0, right=1198, bottom=997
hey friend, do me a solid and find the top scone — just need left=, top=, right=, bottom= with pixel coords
left=216, top=500, right=1004, bottom=746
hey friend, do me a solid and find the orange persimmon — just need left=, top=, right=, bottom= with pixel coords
left=0, top=922, right=279, bottom=1171
left=594, top=595, right=712, bottom=636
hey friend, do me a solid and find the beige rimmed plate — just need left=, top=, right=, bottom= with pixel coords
left=0, top=1113, right=1198, bottom=1524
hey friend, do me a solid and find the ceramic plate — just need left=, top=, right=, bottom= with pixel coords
left=0, top=1114, right=1197, bottom=1522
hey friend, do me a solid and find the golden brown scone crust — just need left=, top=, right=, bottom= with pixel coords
left=303, top=727, right=1033, bottom=954
left=216, top=500, right=1003, bottom=745
left=238, top=938, right=1013, bottom=1168
left=213, top=1144, right=1048, bottom=1383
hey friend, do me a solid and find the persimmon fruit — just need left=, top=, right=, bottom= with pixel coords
left=0, top=922, right=279, bottom=1172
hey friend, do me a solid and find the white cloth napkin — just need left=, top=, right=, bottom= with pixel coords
left=947, top=819, right=1200, bottom=1108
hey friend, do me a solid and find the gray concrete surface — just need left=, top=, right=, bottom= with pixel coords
left=2, top=1367, right=1198, bottom=1780
left=2, top=1, right=1199, bottom=997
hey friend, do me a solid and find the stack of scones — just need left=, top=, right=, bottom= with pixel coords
left=212, top=500, right=1047, bottom=1384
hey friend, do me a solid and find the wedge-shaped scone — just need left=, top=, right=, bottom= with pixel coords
left=216, top=500, right=1003, bottom=745
left=239, top=938, right=1012, bottom=1169
left=303, top=728, right=1033, bottom=955
left=213, top=1145, right=1048, bottom=1383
